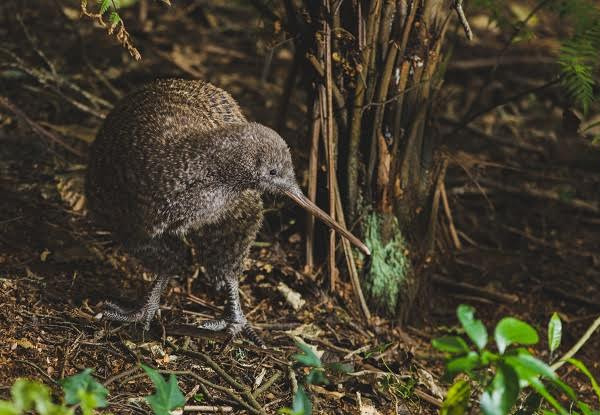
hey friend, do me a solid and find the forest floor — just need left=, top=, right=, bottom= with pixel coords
left=1, top=1, right=599, bottom=414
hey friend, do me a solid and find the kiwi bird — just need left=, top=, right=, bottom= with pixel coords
left=85, top=79, right=369, bottom=345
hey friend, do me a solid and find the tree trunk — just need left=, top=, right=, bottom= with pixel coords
left=278, top=0, right=463, bottom=322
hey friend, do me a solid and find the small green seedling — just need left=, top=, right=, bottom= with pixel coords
left=434, top=305, right=599, bottom=415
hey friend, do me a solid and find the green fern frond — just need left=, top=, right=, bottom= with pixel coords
left=555, top=0, right=600, bottom=114
left=109, top=11, right=121, bottom=26
left=98, top=0, right=111, bottom=15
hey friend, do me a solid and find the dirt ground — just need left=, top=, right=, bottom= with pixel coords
left=1, top=1, right=599, bottom=414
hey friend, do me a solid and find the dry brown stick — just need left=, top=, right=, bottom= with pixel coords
left=346, top=0, right=381, bottom=220
left=441, top=116, right=545, bottom=154
left=305, top=53, right=346, bottom=120
left=162, top=371, right=263, bottom=415
left=474, top=178, right=599, bottom=215
left=414, top=388, right=443, bottom=408
left=183, top=405, right=233, bottom=413
left=16, top=14, right=58, bottom=76
left=1, top=57, right=108, bottom=119
left=366, top=38, right=399, bottom=192
left=377, top=0, right=396, bottom=62
left=0, top=96, right=85, bottom=158
left=334, top=183, right=372, bottom=320
left=542, top=286, right=600, bottom=311
left=503, top=225, right=595, bottom=259
left=426, top=159, right=449, bottom=253
left=433, top=274, right=519, bottom=304
left=450, top=76, right=561, bottom=137
left=170, top=347, right=265, bottom=413
left=551, top=314, right=600, bottom=370
left=387, top=0, right=418, bottom=196
left=440, top=182, right=461, bottom=250
left=1, top=41, right=112, bottom=112
left=452, top=0, right=473, bottom=40
left=14, top=359, right=59, bottom=386
left=324, top=4, right=338, bottom=292
left=364, top=2, right=383, bottom=106
left=103, top=365, right=141, bottom=387
left=305, top=99, right=321, bottom=272
left=253, top=371, right=282, bottom=399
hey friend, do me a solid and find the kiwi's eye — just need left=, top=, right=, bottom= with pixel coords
left=269, top=169, right=277, bottom=176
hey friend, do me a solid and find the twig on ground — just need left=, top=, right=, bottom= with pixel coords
left=0, top=96, right=85, bottom=158
left=414, top=388, right=443, bottom=408
left=14, top=359, right=59, bottom=386
left=451, top=178, right=600, bottom=215
left=166, top=343, right=266, bottom=414
left=16, top=14, right=58, bottom=76
left=118, top=369, right=263, bottom=415
left=504, top=225, right=597, bottom=259
left=551, top=314, right=600, bottom=370
left=103, top=365, right=141, bottom=387
left=253, top=371, right=282, bottom=399
left=1, top=49, right=109, bottom=119
left=433, top=274, right=519, bottom=303
left=288, top=367, right=297, bottom=397
left=543, top=286, right=600, bottom=311
left=183, top=406, right=233, bottom=412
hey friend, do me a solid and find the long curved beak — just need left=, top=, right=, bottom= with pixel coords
left=284, top=188, right=371, bottom=256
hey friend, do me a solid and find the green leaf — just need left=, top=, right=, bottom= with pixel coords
left=547, top=313, right=562, bottom=354
left=109, top=11, right=121, bottom=26
left=576, top=401, right=598, bottom=415
left=457, top=305, right=488, bottom=350
left=480, top=364, right=520, bottom=415
left=61, top=368, right=108, bottom=409
left=504, top=352, right=557, bottom=381
left=527, top=377, right=568, bottom=415
left=446, top=351, right=480, bottom=378
left=292, top=341, right=322, bottom=368
left=7, top=380, right=72, bottom=415
left=279, top=386, right=312, bottom=415
left=324, top=362, right=352, bottom=375
left=306, top=368, right=329, bottom=385
left=441, top=380, right=471, bottom=415
left=568, top=358, right=600, bottom=401
left=11, top=380, right=51, bottom=413
left=432, top=336, right=470, bottom=354
left=0, top=400, right=19, bottom=415
left=293, top=387, right=312, bottom=415
left=494, top=318, right=539, bottom=354
left=98, top=0, right=111, bottom=15
left=141, top=364, right=186, bottom=415
left=480, top=351, right=499, bottom=366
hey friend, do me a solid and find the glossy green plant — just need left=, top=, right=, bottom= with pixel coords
left=434, top=305, right=600, bottom=415
left=279, top=340, right=351, bottom=415
left=0, top=370, right=107, bottom=415
left=0, top=365, right=186, bottom=415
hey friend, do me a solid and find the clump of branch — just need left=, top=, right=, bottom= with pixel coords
left=80, top=0, right=141, bottom=60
